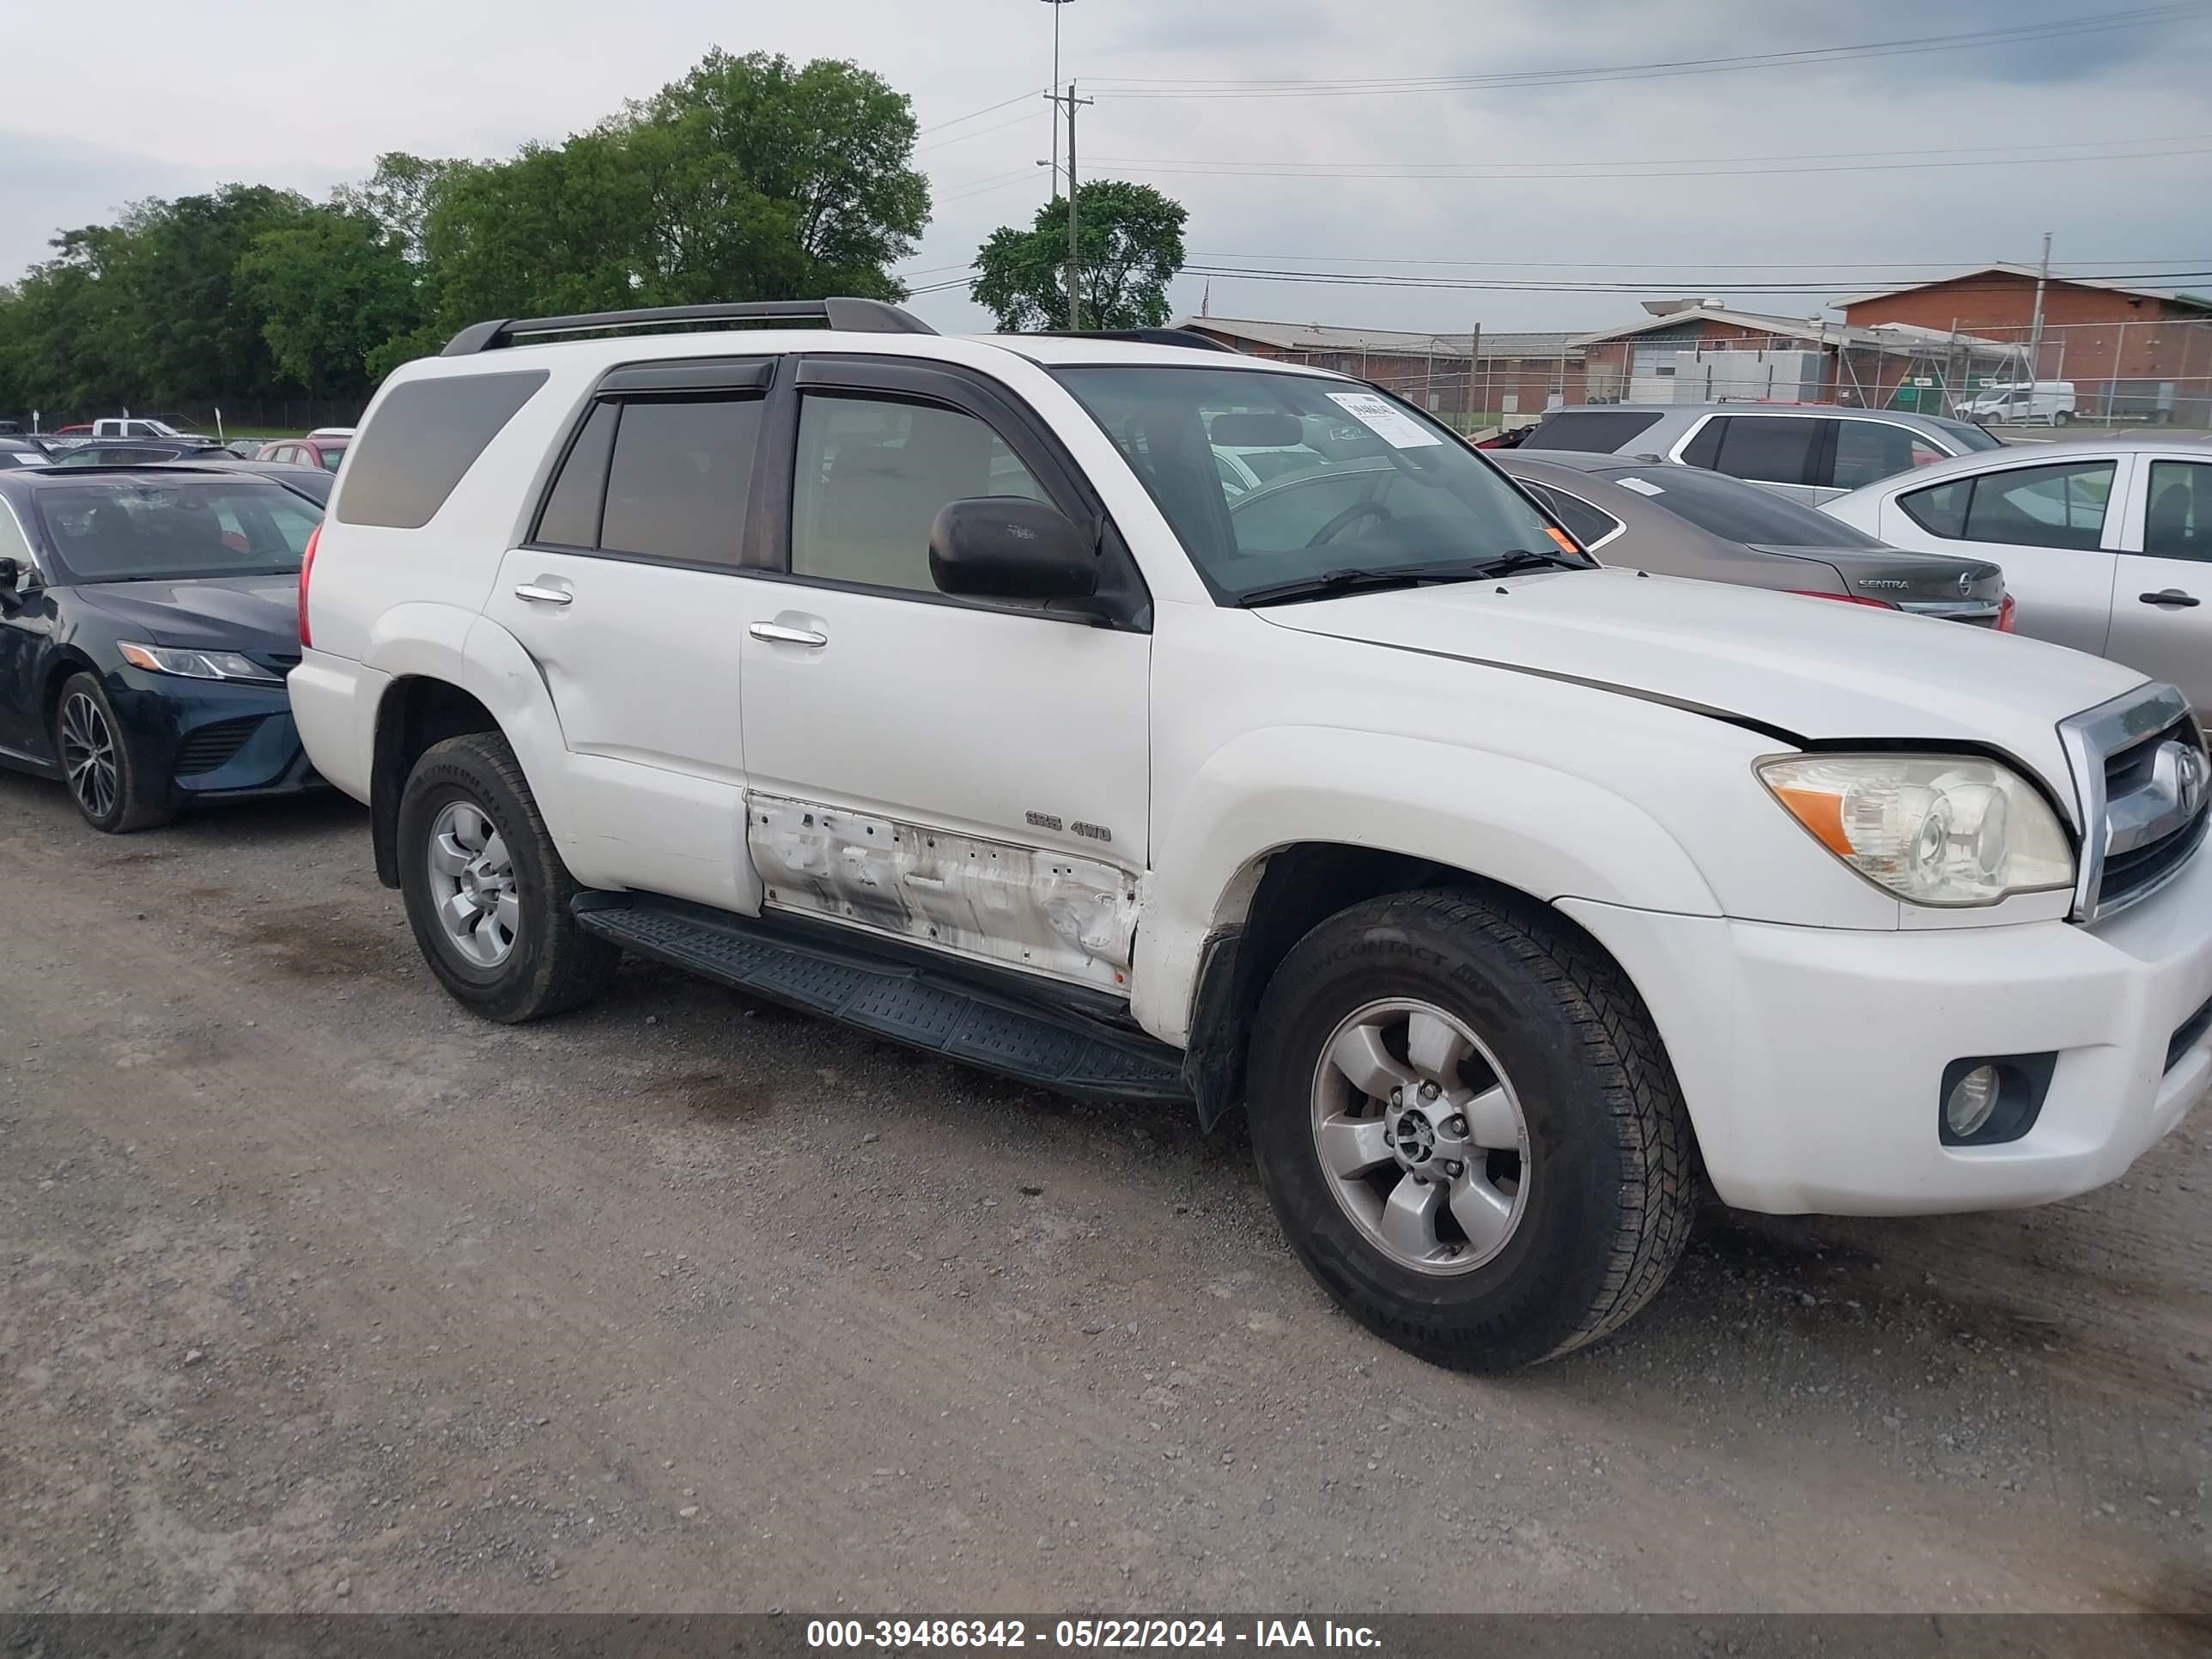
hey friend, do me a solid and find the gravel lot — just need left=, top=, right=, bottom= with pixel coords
left=1, top=774, right=2207, bottom=1617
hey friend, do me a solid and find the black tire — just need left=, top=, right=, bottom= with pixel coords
left=1247, top=889, right=1696, bottom=1371
left=397, top=732, right=618, bottom=1022
left=54, top=672, right=173, bottom=834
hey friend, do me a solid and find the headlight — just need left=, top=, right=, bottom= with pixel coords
left=117, top=641, right=283, bottom=685
left=1757, top=753, right=2074, bottom=906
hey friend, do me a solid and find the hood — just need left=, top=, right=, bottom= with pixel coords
left=71, top=573, right=301, bottom=658
left=1750, top=544, right=2006, bottom=608
left=1256, top=566, right=2145, bottom=788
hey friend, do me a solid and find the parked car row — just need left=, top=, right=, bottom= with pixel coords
left=3, top=312, right=2207, bottom=1378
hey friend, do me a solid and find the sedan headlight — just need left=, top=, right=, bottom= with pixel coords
left=118, top=641, right=283, bottom=685
left=1758, top=753, right=2074, bottom=906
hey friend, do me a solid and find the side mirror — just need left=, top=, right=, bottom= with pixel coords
left=0, top=558, right=16, bottom=589
left=929, top=497, right=1099, bottom=602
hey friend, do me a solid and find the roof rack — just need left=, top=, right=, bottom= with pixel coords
left=1024, top=327, right=1242, bottom=353
left=441, top=298, right=936, bottom=357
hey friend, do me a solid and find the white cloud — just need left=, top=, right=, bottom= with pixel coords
left=4, top=0, right=2206, bottom=335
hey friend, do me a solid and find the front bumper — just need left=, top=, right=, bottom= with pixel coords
left=106, top=668, right=318, bottom=806
left=1559, top=845, right=2212, bottom=1215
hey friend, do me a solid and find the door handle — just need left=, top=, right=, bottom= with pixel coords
left=749, top=622, right=829, bottom=647
left=514, top=583, right=573, bottom=605
left=2139, top=589, right=2201, bottom=609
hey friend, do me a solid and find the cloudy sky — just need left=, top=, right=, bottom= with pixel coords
left=5, top=0, right=2209, bottom=335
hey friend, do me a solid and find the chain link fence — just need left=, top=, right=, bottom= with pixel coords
left=1229, top=318, right=2212, bottom=436
left=3, top=398, right=365, bottom=439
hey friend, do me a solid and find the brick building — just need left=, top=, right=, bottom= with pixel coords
left=1173, top=316, right=1587, bottom=422
left=1832, top=265, right=2212, bottom=422
left=1572, top=301, right=2009, bottom=412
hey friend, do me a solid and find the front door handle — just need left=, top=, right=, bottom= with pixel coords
left=749, top=622, right=829, bottom=647
left=514, top=583, right=573, bottom=605
left=2139, top=589, right=2201, bottom=609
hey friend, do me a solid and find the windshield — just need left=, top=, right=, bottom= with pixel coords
left=1055, top=366, right=1572, bottom=602
left=33, top=479, right=323, bottom=584
left=1594, top=464, right=1887, bottom=548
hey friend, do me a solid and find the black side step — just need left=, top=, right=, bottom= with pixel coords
left=573, top=893, right=1190, bottom=1104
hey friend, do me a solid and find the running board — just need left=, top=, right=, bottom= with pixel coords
left=572, top=893, right=1190, bottom=1104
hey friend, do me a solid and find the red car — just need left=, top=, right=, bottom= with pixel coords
left=258, top=434, right=349, bottom=472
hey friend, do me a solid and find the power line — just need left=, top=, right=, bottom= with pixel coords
left=1178, top=262, right=2212, bottom=296
left=1081, top=6, right=2205, bottom=99
left=1089, top=132, right=2212, bottom=174
left=1185, top=252, right=2212, bottom=271
left=916, top=87, right=1049, bottom=136
left=1087, top=143, right=2212, bottom=185
left=915, top=111, right=1042, bottom=154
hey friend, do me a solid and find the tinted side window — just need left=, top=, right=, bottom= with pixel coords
left=1713, top=417, right=1819, bottom=486
left=533, top=401, right=619, bottom=548
left=1676, top=419, right=1723, bottom=470
left=1899, top=477, right=1971, bottom=538
left=1961, top=460, right=2115, bottom=551
left=1527, top=410, right=1663, bottom=453
left=338, top=370, right=549, bottom=529
left=1542, top=488, right=1622, bottom=547
left=2145, top=460, right=2212, bottom=562
left=1832, top=421, right=1942, bottom=490
left=789, top=395, right=1047, bottom=593
left=599, top=398, right=762, bottom=566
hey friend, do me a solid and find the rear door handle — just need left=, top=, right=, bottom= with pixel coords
left=514, top=583, right=573, bottom=605
left=749, top=622, right=829, bottom=647
left=2139, top=589, right=2201, bottom=608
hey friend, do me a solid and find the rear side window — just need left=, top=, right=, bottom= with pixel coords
left=1526, top=410, right=1663, bottom=453
left=1900, top=478, right=1971, bottom=538
left=1711, top=417, right=1820, bottom=487
left=1540, top=487, right=1621, bottom=548
left=338, top=370, right=548, bottom=529
left=600, top=399, right=761, bottom=564
left=1963, top=460, right=2113, bottom=550
left=2145, top=460, right=2212, bottom=562
left=532, top=395, right=763, bottom=566
left=1832, top=421, right=1945, bottom=490
left=1903, top=461, right=2115, bottom=550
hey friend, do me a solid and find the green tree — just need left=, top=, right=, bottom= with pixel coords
left=639, top=49, right=929, bottom=297
left=240, top=207, right=422, bottom=398
left=971, top=182, right=1188, bottom=332
left=130, top=185, right=320, bottom=403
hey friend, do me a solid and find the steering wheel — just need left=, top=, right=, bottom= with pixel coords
left=1306, top=499, right=1392, bottom=548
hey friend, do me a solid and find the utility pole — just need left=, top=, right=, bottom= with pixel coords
left=2027, top=229, right=2052, bottom=386
left=1040, top=0, right=1073, bottom=193
left=1059, top=79, right=1091, bottom=328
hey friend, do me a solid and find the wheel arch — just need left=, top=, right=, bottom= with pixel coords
left=1177, top=839, right=1650, bottom=1132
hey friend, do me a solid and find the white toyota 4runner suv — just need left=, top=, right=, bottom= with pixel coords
left=292, top=299, right=2212, bottom=1370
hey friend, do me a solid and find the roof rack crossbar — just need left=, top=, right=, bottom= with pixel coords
left=441, top=297, right=935, bottom=356
left=1026, top=327, right=1242, bottom=353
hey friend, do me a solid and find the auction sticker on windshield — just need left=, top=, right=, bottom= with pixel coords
left=1327, top=391, right=1443, bottom=449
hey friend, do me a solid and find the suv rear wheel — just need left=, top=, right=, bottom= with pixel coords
left=398, top=732, right=618, bottom=1022
left=1248, top=889, right=1695, bottom=1370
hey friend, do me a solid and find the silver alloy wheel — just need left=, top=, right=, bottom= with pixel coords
left=427, top=799, right=520, bottom=968
left=1308, top=998, right=1531, bottom=1275
left=58, top=690, right=118, bottom=821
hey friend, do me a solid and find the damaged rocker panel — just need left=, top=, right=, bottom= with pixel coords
left=747, top=794, right=1141, bottom=994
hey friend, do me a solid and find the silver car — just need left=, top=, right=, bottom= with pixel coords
left=1821, top=438, right=2212, bottom=714
left=1521, top=402, right=2002, bottom=506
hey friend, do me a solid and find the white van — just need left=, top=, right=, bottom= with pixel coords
left=1958, top=380, right=2077, bottom=427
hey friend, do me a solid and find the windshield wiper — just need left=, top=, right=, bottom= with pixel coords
left=1235, top=550, right=1586, bottom=608
left=1468, top=547, right=1589, bottom=577
left=1236, top=567, right=1446, bottom=608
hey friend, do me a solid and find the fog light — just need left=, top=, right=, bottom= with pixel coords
left=1943, top=1064, right=2002, bottom=1139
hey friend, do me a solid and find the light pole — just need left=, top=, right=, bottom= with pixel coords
left=1041, top=0, right=1074, bottom=194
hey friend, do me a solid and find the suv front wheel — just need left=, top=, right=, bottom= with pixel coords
left=397, top=732, right=618, bottom=1022
left=1248, top=889, right=1696, bottom=1370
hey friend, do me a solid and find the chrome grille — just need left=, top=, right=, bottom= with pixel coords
left=2060, top=684, right=2209, bottom=921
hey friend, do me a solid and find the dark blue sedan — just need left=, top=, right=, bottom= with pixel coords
left=0, top=465, right=323, bottom=832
